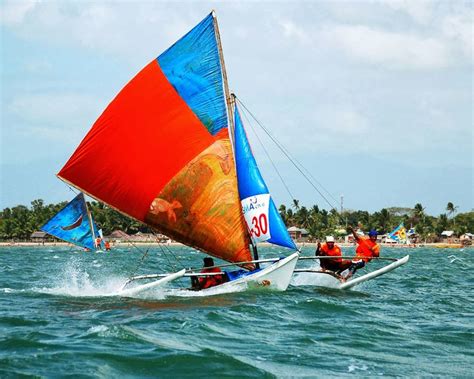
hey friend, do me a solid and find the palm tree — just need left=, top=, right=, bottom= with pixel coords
left=292, top=199, right=300, bottom=211
left=296, top=206, right=310, bottom=228
left=279, top=204, right=288, bottom=224
left=413, top=203, right=426, bottom=225
left=379, top=208, right=391, bottom=232
left=446, top=202, right=458, bottom=225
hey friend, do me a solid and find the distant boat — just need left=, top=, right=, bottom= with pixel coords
left=56, top=12, right=298, bottom=295
left=388, top=223, right=409, bottom=244
left=41, top=193, right=104, bottom=252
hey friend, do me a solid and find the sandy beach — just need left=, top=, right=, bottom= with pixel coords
left=0, top=241, right=468, bottom=249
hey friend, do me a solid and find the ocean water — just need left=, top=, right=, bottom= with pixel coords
left=1, top=245, right=472, bottom=378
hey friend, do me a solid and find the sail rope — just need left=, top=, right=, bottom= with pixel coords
left=235, top=96, right=346, bottom=223
left=126, top=246, right=150, bottom=281
left=65, top=183, right=79, bottom=195
left=239, top=105, right=296, bottom=202
left=156, top=243, right=186, bottom=289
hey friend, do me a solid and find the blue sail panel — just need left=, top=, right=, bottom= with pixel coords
left=234, top=104, right=296, bottom=250
left=267, top=198, right=297, bottom=249
left=157, top=13, right=227, bottom=136
left=41, top=193, right=96, bottom=250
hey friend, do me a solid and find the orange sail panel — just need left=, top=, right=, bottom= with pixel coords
left=58, top=13, right=251, bottom=263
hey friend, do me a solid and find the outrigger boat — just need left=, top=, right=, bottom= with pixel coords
left=56, top=12, right=298, bottom=296
left=41, top=193, right=104, bottom=252
left=293, top=255, right=410, bottom=290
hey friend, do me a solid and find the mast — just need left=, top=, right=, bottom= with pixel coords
left=212, top=10, right=234, bottom=136
left=84, top=195, right=97, bottom=250
left=213, top=11, right=258, bottom=266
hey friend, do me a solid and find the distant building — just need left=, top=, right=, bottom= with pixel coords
left=107, top=230, right=130, bottom=242
left=460, top=233, right=473, bottom=246
left=441, top=231, right=455, bottom=238
left=31, top=231, right=47, bottom=242
left=287, top=227, right=309, bottom=241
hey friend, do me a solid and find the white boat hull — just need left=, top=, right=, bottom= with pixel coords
left=118, top=269, right=186, bottom=297
left=183, top=252, right=299, bottom=296
left=292, top=255, right=410, bottom=290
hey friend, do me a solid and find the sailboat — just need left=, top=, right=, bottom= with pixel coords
left=387, top=223, right=409, bottom=244
left=41, top=193, right=104, bottom=252
left=56, top=12, right=298, bottom=295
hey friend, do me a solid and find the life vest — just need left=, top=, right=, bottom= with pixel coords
left=320, top=243, right=342, bottom=263
left=355, top=236, right=380, bottom=262
left=199, top=267, right=224, bottom=289
left=104, top=241, right=111, bottom=250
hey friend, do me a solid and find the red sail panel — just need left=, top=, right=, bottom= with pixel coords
left=59, top=61, right=213, bottom=221
left=58, top=60, right=251, bottom=263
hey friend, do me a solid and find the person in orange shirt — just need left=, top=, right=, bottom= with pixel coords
left=347, top=226, right=380, bottom=276
left=191, top=257, right=226, bottom=290
left=316, top=236, right=352, bottom=274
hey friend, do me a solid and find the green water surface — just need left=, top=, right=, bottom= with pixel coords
left=1, top=246, right=472, bottom=377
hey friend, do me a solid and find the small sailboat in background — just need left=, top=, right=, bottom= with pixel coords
left=55, top=12, right=298, bottom=296
left=41, top=193, right=104, bottom=252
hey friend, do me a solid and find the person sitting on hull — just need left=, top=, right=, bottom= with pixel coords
left=191, top=257, right=226, bottom=290
left=316, top=236, right=352, bottom=275
left=347, top=226, right=380, bottom=278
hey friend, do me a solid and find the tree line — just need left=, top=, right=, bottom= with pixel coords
left=0, top=199, right=472, bottom=242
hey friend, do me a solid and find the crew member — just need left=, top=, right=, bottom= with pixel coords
left=104, top=240, right=111, bottom=251
left=191, top=257, right=226, bottom=290
left=348, top=227, right=380, bottom=276
left=316, top=236, right=352, bottom=274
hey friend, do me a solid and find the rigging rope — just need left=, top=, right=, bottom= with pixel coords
left=239, top=105, right=296, bottom=202
left=235, top=96, right=346, bottom=224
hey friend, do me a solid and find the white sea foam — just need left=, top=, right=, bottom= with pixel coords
left=36, top=258, right=170, bottom=299
left=37, top=259, right=126, bottom=297
left=348, top=362, right=368, bottom=372
left=87, top=325, right=109, bottom=335
left=2, top=287, right=16, bottom=293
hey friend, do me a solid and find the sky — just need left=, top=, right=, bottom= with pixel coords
left=1, top=0, right=472, bottom=216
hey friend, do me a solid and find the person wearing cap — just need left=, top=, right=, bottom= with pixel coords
left=347, top=226, right=381, bottom=277
left=315, top=236, right=352, bottom=274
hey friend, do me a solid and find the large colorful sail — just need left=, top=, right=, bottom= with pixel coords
left=41, top=193, right=99, bottom=250
left=233, top=103, right=296, bottom=250
left=57, top=13, right=252, bottom=263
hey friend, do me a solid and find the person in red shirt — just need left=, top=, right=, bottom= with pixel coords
left=191, top=257, right=226, bottom=290
left=316, top=236, right=352, bottom=274
left=347, top=226, right=381, bottom=277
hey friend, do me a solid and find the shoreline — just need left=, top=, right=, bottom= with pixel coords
left=0, top=241, right=469, bottom=249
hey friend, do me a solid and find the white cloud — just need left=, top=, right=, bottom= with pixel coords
left=279, top=20, right=310, bottom=44
left=0, top=0, right=38, bottom=26
left=318, top=24, right=451, bottom=69
left=380, top=0, right=434, bottom=25
left=442, top=14, right=473, bottom=58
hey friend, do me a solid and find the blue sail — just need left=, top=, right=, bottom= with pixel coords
left=233, top=103, right=296, bottom=250
left=41, top=193, right=99, bottom=250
